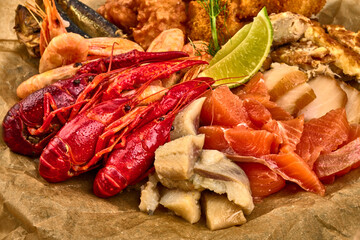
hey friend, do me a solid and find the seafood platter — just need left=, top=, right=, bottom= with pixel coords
left=1, top=0, right=360, bottom=238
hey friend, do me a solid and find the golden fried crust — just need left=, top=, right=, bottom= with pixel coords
left=97, top=0, right=138, bottom=33
left=305, top=23, right=360, bottom=79
left=187, top=1, right=211, bottom=42
left=325, top=24, right=360, bottom=55
left=186, top=0, right=326, bottom=44
left=133, top=0, right=187, bottom=50
left=187, top=0, right=244, bottom=44
left=281, top=0, right=327, bottom=18
left=234, top=0, right=282, bottom=20
left=271, top=40, right=335, bottom=69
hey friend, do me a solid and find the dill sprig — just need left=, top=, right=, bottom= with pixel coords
left=197, top=0, right=227, bottom=56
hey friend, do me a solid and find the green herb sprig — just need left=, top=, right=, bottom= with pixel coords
left=197, top=0, right=227, bottom=56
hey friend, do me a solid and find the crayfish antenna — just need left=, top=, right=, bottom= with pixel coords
left=25, top=1, right=48, bottom=46
left=107, top=41, right=120, bottom=73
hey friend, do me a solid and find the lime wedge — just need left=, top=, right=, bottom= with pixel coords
left=209, top=22, right=252, bottom=66
left=200, top=7, right=273, bottom=87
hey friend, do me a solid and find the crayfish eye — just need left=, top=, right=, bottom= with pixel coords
left=159, top=117, right=165, bottom=121
left=73, top=62, right=82, bottom=67
left=124, top=105, right=131, bottom=111
left=88, top=76, right=95, bottom=82
left=171, top=126, right=174, bottom=131
left=73, top=79, right=81, bottom=85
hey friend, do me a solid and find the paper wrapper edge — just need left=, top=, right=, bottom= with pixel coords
left=1, top=0, right=360, bottom=239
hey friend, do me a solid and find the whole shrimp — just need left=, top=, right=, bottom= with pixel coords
left=39, top=32, right=145, bottom=73
left=92, top=77, right=215, bottom=198
left=3, top=50, right=189, bottom=156
left=39, top=32, right=89, bottom=73
left=34, top=0, right=67, bottom=55
left=27, top=0, right=144, bottom=73
left=17, top=49, right=188, bottom=98
left=38, top=62, right=208, bottom=182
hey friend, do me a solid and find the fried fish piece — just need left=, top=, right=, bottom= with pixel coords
left=187, top=0, right=244, bottom=44
left=234, top=0, right=282, bottom=20
left=271, top=39, right=335, bottom=70
left=270, top=12, right=311, bottom=46
left=187, top=0, right=326, bottom=45
left=133, top=0, right=187, bottom=50
left=325, top=24, right=360, bottom=55
left=305, top=23, right=360, bottom=79
left=97, top=0, right=138, bottom=34
left=280, top=0, right=327, bottom=18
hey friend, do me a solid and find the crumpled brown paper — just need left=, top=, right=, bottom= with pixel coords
left=317, top=0, right=360, bottom=32
left=0, top=0, right=360, bottom=239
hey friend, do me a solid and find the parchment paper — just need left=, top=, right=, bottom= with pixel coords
left=0, top=1, right=360, bottom=239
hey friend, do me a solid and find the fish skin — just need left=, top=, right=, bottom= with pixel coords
left=55, top=0, right=126, bottom=38
left=54, top=0, right=89, bottom=38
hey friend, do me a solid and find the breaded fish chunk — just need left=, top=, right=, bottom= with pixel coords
left=97, top=0, right=138, bottom=33
left=305, top=23, right=360, bottom=79
left=281, top=0, right=327, bottom=18
left=235, top=0, right=326, bottom=19
left=187, top=0, right=326, bottom=44
left=271, top=39, right=335, bottom=70
left=187, top=0, right=244, bottom=43
left=270, top=12, right=310, bottom=46
left=325, top=24, right=360, bottom=55
left=133, top=0, right=187, bottom=49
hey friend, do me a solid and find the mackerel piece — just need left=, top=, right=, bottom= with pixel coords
left=54, top=0, right=89, bottom=38
left=55, top=0, right=125, bottom=38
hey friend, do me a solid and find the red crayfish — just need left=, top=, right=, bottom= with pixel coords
left=3, top=48, right=214, bottom=199
left=39, top=61, right=209, bottom=182
left=2, top=50, right=188, bottom=156
left=93, top=77, right=215, bottom=197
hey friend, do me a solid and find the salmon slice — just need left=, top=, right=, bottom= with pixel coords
left=243, top=98, right=272, bottom=128
left=200, top=86, right=251, bottom=127
left=228, top=152, right=325, bottom=196
left=263, top=152, right=325, bottom=196
left=295, top=108, right=350, bottom=168
left=314, top=137, right=360, bottom=180
left=237, top=162, right=286, bottom=199
left=198, top=126, right=234, bottom=154
left=347, top=124, right=360, bottom=143
left=261, top=99, right=294, bottom=121
left=235, top=71, right=293, bottom=121
left=242, top=72, right=270, bottom=97
left=224, top=126, right=278, bottom=157
left=263, top=115, right=304, bottom=152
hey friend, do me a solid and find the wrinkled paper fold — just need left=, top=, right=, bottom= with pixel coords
left=0, top=0, right=359, bottom=239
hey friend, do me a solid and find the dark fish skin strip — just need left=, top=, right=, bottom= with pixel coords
left=54, top=0, right=89, bottom=38
left=55, top=0, right=126, bottom=38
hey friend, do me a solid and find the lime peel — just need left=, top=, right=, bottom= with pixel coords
left=199, top=7, right=273, bottom=88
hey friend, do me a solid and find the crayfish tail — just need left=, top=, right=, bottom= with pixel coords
left=93, top=165, right=127, bottom=198
left=39, top=137, right=72, bottom=182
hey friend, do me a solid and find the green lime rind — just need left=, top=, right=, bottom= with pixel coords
left=200, top=7, right=273, bottom=88
left=209, top=22, right=252, bottom=67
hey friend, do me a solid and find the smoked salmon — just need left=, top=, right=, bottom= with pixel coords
left=200, top=86, right=251, bottom=127
left=314, top=138, right=360, bottom=181
left=262, top=115, right=304, bottom=152
left=295, top=108, right=350, bottom=168
left=237, top=162, right=286, bottom=199
left=225, top=126, right=278, bottom=157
